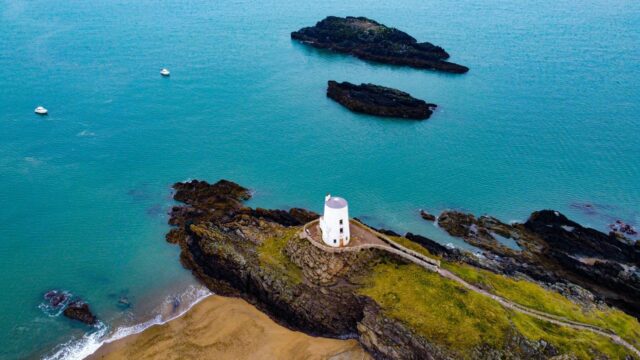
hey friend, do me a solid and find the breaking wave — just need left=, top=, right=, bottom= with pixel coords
left=42, top=285, right=212, bottom=360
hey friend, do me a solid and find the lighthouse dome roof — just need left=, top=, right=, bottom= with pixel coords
left=325, top=196, right=348, bottom=209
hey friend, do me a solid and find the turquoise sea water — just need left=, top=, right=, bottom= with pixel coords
left=1, top=0, right=639, bottom=358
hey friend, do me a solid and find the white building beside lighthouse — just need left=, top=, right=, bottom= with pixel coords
left=319, top=194, right=350, bottom=247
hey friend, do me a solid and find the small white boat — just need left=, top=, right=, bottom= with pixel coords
left=34, top=106, right=48, bottom=115
left=160, top=68, right=170, bottom=76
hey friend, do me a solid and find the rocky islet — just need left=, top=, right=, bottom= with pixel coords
left=326, top=81, right=437, bottom=119
left=42, top=290, right=98, bottom=326
left=292, top=16, right=469, bottom=73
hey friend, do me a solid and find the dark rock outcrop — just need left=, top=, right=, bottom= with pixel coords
left=419, top=209, right=436, bottom=221
left=291, top=16, right=469, bottom=74
left=327, top=81, right=436, bottom=119
left=431, top=209, right=640, bottom=318
left=63, top=301, right=97, bottom=325
left=524, top=210, right=638, bottom=263
left=609, top=220, right=638, bottom=237
left=42, top=290, right=98, bottom=325
left=44, top=290, right=69, bottom=308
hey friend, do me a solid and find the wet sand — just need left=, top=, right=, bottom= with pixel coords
left=89, top=295, right=369, bottom=360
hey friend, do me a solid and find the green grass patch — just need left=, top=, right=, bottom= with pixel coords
left=359, top=261, right=637, bottom=359
left=257, top=228, right=303, bottom=284
left=387, top=235, right=441, bottom=260
left=359, top=262, right=512, bottom=357
left=442, top=261, right=640, bottom=349
left=511, top=312, right=631, bottom=359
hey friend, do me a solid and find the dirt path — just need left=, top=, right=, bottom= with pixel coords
left=437, top=268, right=640, bottom=358
left=385, top=237, right=640, bottom=358
left=374, top=230, right=640, bottom=357
left=302, top=221, right=640, bottom=357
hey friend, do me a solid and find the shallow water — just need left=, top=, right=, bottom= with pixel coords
left=0, top=0, right=639, bottom=358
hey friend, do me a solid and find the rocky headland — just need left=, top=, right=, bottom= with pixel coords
left=291, top=16, right=469, bottom=74
left=428, top=209, right=640, bottom=319
left=166, top=179, right=640, bottom=359
left=327, top=81, right=437, bottom=119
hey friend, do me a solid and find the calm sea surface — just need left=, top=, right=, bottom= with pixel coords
left=1, top=0, right=639, bottom=358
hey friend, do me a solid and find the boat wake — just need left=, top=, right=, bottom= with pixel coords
left=42, top=285, right=212, bottom=360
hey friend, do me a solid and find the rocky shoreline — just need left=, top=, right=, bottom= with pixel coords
left=166, top=179, right=640, bottom=359
left=429, top=209, right=640, bottom=318
left=327, top=81, right=436, bottom=119
left=291, top=16, right=469, bottom=74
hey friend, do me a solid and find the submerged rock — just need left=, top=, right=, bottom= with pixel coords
left=292, top=16, right=469, bottom=73
left=44, top=290, right=69, bottom=308
left=63, top=300, right=97, bottom=325
left=609, top=219, right=638, bottom=237
left=327, top=81, right=436, bottom=119
left=117, top=296, right=131, bottom=309
left=42, top=289, right=98, bottom=325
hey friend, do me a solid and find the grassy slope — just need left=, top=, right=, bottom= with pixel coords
left=442, top=261, right=640, bottom=349
left=255, top=229, right=639, bottom=359
left=257, top=227, right=304, bottom=284
left=359, top=261, right=634, bottom=359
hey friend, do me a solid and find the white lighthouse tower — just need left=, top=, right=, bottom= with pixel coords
left=319, top=194, right=350, bottom=247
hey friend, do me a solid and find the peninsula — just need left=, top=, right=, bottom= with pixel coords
left=291, top=16, right=469, bottom=73
left=166, top=179, right=640, bottom=359
left=327, top=81, right=437, bottom=119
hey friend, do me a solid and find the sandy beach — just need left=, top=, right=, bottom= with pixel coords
left=89, top=295, right=369, bottom=360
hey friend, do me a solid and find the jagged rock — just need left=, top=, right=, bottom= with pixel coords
left=43, top=290, right=98, bottom=325
left=437, top=211, right=521, bottom=256
left=609, top=220, right=638, bottom=237
left=291, top=16, right=468, bottom=73
left=327, top=81, right=436, bottom=119
left=434, top=208, right=640, bottom=318
left=249, top=207, right=319, bottom=227
left=525, top=210, right=638, bottom=263
left=63, top=300, right=97, bottom=325
left=546, top=283, right=605, bottom=311
left=288, top=207, right=320, bottom=224
left=419, top=210, right=437, bottom=221
left=44, top=290, right=69, bottom=308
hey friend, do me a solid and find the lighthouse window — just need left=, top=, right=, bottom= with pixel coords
left=333, top=239, right=337, bottom=244
left=340, top=228, right=343, bottom=234
left=339, top=219, right=343, bottom=225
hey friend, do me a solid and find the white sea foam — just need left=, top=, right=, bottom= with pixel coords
left=42, top=285, right=212, bottom=360
left=24, top=156, right=43, bottom=166
left=76, top=130, right=96, bottom=137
